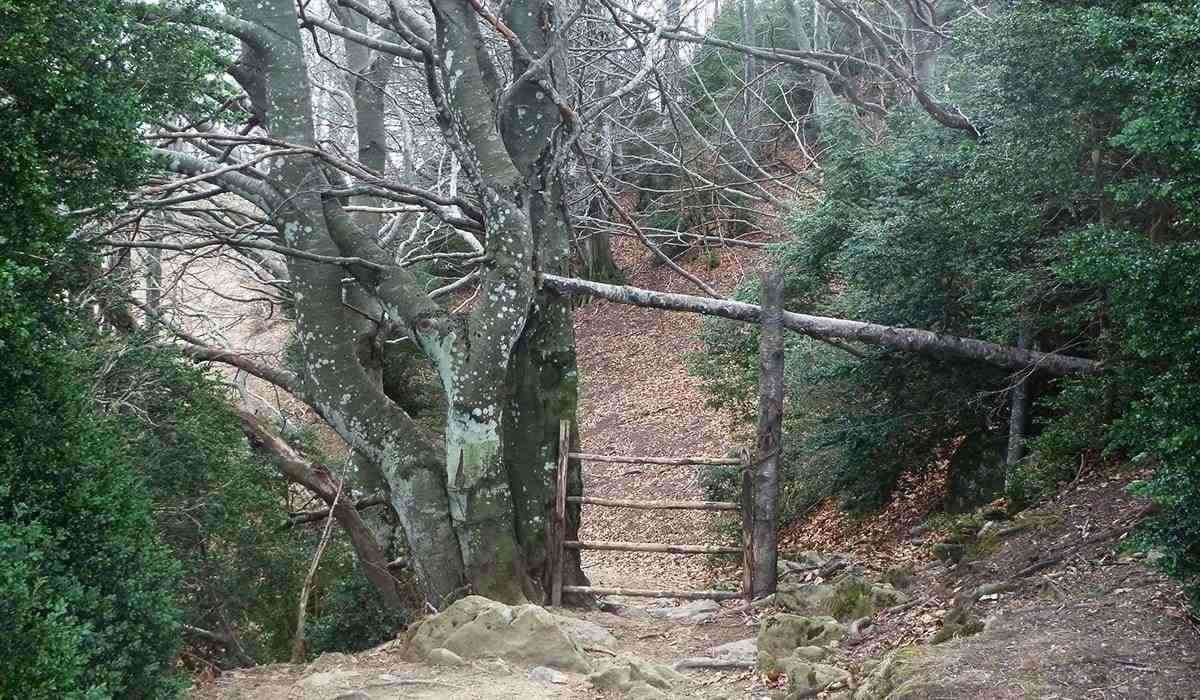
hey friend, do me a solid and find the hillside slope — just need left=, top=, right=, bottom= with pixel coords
left=575, top=234, right=766, bottom=592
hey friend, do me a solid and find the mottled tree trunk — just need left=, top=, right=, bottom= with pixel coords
left=751, top=270, right=783, bottom=595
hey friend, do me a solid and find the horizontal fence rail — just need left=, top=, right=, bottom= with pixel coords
left=567, top=496, right=738, bottom=511
left=564, top=540, right=742, bottom=555
left=551, top=420, right=752, bottom=607
left=568, top=452, right=743, bottom=466
left=562, top=586, right=743, bottom=601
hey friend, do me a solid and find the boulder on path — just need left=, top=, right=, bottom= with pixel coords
left=776, top=574, right=907, bottom=621
left=425, top=647, right=464, bottom=666
left=589, top=655, right=687, bottom=696
left=775, top=658, right=851, bottom=697
left=645, top=598, right=722, bottom=624
left=409, top=595, right=592, bottom=673
left=757, top=613, right=846, bottom=665
left=852, top=647, right=928, bottom=700
left=529, top=666, right=569, bottom=684
left=555, top=615, right=618, bottom=648
left=706, top=637, right=757, bottom=663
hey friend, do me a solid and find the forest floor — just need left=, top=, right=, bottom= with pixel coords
left=193, top=227, right=1200, bottom=699
left=573, top=230, right=767, bottom=593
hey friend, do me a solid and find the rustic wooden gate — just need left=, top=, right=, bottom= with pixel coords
left=548, top=419, right=755, bottom=606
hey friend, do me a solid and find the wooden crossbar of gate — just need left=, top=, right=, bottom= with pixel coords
left=549, top=419, right=754, bottom=607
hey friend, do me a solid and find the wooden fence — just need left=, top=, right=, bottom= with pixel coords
left=548, top=269, right=786, bottom=607
left=548, top=419, right=755, bottom=606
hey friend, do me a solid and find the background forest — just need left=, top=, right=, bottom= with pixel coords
left=1, top=0, right=1197, bottom=696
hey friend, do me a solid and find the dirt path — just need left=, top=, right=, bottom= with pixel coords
left=574, top=235, right=765, bottom=593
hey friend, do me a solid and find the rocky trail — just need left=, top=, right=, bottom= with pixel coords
left=195, top=466, right=1200, bottom=699
left=194, top=238, right=1200, bottom=699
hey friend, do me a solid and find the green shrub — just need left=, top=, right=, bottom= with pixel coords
left=306, top=572, right=410, bottom=655
left=0, top=348, right=183, bottom=698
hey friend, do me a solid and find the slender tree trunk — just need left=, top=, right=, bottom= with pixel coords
left=787, top=0, right=834, bottom=125
left=752, top=270, right=783, bottom=595
left=1005, top=328, right=1034, bottom=494
left=580, top=85, right=623, bottom=284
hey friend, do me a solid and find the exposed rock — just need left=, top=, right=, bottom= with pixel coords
left=931, top=542, right=965, bottom=563
left=645, top=598, right=721, bottom=623
left=305, top=653, right=355, bottom=674
left=627, top=682, right=669, bottom=699
left=410, top=595, right=592, bottom=672
left=776, top=658, right=851, bottom=696
left=600, top=601, right=653, bottom=619
left=589, top=655, right=687, bottom=695
left=332, top=692, right=370, bottom=700
left=930, top=603, right=986, bottom=645
left=529, top=666, right=569, bottom=684
left=776, top=575, right=907, bottom=621
left=977, top=519, right=1010, bottom=538
left=673, top=657, right=755, bottom=671
left=757, top=614, right=845, bottom=668
left=792, top=645, right=829, bottom=661
left=556, top=616, right=618, bottom=648
left=425, top=647, right=465, bottom=666
left=706, top=637, right=757, bottom=663
left=852, top=647, right=928, bottom=700
left=775, top=582, right=836, bottom=614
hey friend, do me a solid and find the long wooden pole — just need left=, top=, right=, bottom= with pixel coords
left=569, top=452, right=742, bottom=466
left=562, top=585, right=742, bottom=601
left=564, top=540, right=742, bottom=555
left=752, top=270, right=784, bottom=597
left=551, top=419, right=570, bottom=607
left=568, top=496, right=738, bottom=511
left=741, top=453, right=754, bottom=605
left=539, top=274, right=1100, bottom=376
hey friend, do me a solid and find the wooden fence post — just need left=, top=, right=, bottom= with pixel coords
left=741, top=453, right=754, bottom=605
left=551, top=419, right=570, bottom=607
left=752, top=269, right=784, bottom=596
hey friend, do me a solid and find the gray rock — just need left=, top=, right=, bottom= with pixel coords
left=775, top=575, right=907, bottom=621
left=410, top=596, right=592, bottom=672
left=425, top=647, right=464, bottom=666
left=645, top=598, right=722, bottom=623
left=589, top=655, right=687, bottom=694
left=707, top=637, right=757, bottom=662
left=793, top=645, right=829, bottom=661
left=757, top=614, right=845, bottom=670
left=600, top=601, right=653, bottom=619
left=333, top=693, right=370, bottom=700
left=775, top=659, right=850, bottom=695
left=556, top=616, right=617, bottom=647
left=977, top=520, right=1011, bottom=538
left=529, top=666, right=569, bottom=684
left=931, top=542, right=965, bottom=563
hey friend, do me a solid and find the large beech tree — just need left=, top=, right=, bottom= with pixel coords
left=127, top=0, right=595, bottom=605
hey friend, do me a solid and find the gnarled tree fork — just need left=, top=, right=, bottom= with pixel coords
left=129, top=0, right=591, bottom=606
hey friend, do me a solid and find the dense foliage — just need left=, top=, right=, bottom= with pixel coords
left=0, top=0, right=268, bottom=692
left=693, top=0, right=1200, bottom=606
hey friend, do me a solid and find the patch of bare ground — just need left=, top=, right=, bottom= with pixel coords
left=574, top=232, right=767, bottom=594
left=189, top=646, right=593, bottom=699
left=824, top=467, right=1200, bottom=699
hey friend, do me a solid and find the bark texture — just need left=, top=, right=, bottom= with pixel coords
left=145, top=0, right=587, bottom=607
left=752, top=270, right=784, bottom=596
